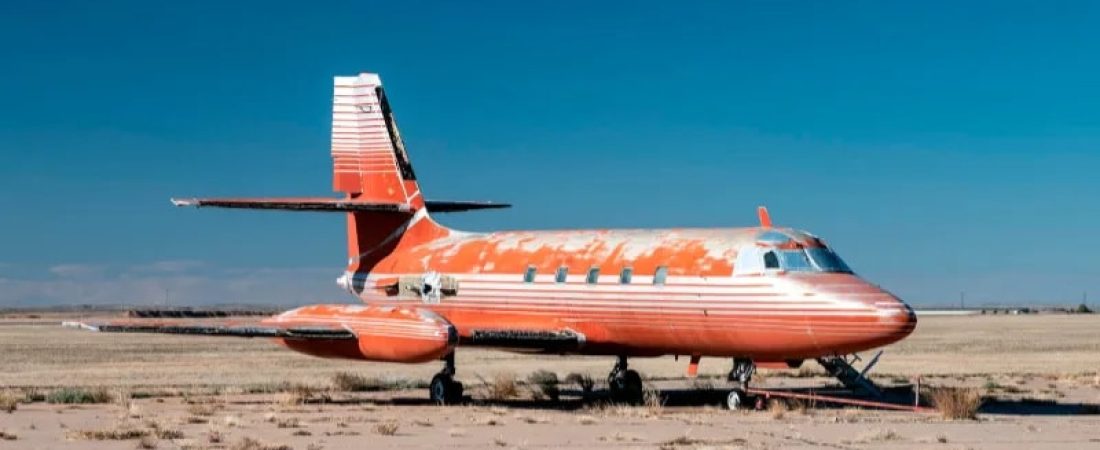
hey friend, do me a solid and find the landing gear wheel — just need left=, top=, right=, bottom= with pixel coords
left=726, top=389, right=745, bottom=411
left=608, top=369, right=643, bottom=404
left=429, top=374, right=463, bottom=405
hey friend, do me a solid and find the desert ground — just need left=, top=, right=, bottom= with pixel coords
left=2, top=314, right=1100, bottom=449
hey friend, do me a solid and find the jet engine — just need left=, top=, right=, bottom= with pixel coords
left=264, top=304, right=457, bottom=363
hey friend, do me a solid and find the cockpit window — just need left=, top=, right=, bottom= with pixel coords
left=763, top=251, right=779, bottom=269
left=806, top=248, right=852, bottom=273
left=761, top=248, right=853, bottom=273
left=778, top=250, right=814, bottom=271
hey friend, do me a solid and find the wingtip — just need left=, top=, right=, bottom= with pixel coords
left=171, top=198, right=198, bottom=207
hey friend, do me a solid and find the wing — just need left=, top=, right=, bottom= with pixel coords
left=62, top=319, right=356, bottom=340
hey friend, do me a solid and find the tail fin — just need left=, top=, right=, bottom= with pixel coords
left=331, top=73, right=423, bottom=206
left=171, top=72, right=509, bottom=274
left=331, top=74, right=443, bottom=271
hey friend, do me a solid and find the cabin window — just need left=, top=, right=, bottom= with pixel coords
left=555, top=266, right=568, bottom=283
left=763, top=251, right=780, bottom=269
left=523, top=265, right=537, bottom=283
left=586, top=267, right=600, bottom=284
left=620, top=267, right=633, bottom=284
left=653, top=266, right=668, bottom=285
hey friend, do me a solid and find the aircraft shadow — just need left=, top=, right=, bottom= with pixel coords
left=373, top=385, right=1100, bottom=416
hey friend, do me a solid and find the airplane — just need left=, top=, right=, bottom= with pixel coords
left=67, top=72, right=917, bottom=409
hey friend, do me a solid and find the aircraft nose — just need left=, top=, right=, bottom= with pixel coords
left=872, top=295, right=918, bottom=343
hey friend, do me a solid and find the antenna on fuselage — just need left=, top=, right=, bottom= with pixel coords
left=757, top=206, right=772, bottom=228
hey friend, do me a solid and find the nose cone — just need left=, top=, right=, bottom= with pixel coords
left=792, top=274, right=917, bottom=354
left=873, top=295, right=918, bottom=345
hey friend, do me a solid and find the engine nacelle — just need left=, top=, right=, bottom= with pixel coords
left=264, top=304, right=456, bottom=363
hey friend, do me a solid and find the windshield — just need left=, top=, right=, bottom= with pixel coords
left=777, top=250, right=815, bottom=271
left=805, top=248, right=852, bottom=273
left=761, top=248, right=853, bottom=273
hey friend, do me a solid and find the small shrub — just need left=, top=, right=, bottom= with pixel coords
left=67, top=427, right=149, bottom=440
left=0, top=430, right=17, bottom=440
left=331, top=372, right=425, bottom=392
left=136, top=435, right=158, bottom=449
left=275, top=417, right=300, bottom=429
left=485, top=372, right=519, bottom=400
left=768, top=399, right=787, bottom=420
left=930, top=387, right=983, bottom=420
left=527, top=370, right=560, bottom=401
left=229, top=437, right=292, bottom=450
left=565, top=373, right=595, bottom=395
left=0, top=390, right=19, bottom=413
left=372, top=421, right=399, bottom=436
left=643, top=386, right=664, bottom=415
left=48, top=387, right=113, bottom=404
left=331, top=372, right=379, bottom=391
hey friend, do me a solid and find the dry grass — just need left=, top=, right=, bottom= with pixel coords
left=659, top=431, right=707, bottom=449
left=67, top=425, right=149, bottom=440
left=372, top=421, right=400, bottom=436
left=228, top=437, right=292, bottom=450
left=331, top=371, right=425, bottom=392
left=47, top=386, right=113, bottom=404
left=187, top=403, right=219, bottom=417
left=0, top=390, right=19, bottom=413
left=930, top=387, right=984, bottom=420
left=275, top=417, right=300, bottom=428
left=564, top=372, right=596, bottom=395
left=853, top=428, right=902, bottom=443
left=768, top=399, right=788, bottom=420
left=136, top=435, right=158, bottom=449
left=527, top=369, right=560, bottom=401
left=643, top=385, right=665, bottom=416
left=483, top=372, right=520, bottom=400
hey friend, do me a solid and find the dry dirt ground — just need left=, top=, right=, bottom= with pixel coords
left=2, top=314, right=1100, bottom=449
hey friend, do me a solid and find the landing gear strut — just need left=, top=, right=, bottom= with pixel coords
left=727, top=357, right=756, bottom=385
left=607, top=355, right=643, bottom=404
left=429, top=352, right=463, bottom=405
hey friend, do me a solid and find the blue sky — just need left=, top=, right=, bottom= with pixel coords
left=1, top=0, right=1098, bottom=307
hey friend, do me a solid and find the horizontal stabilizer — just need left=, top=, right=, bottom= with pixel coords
left=172, top=197, right=509, bottom=213
left=63, top=320, right=356, bottom=340
left=171, top=197, right=413, bottom=213
left=424, top=200, right=511, bottom=213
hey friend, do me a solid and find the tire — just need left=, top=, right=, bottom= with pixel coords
left=430, top=374, right=461, bottom=405
left=726, top=389, right=744, bottom=411
left=610, top=369, right=644, bottom=404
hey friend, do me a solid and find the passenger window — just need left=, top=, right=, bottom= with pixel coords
left=763, top=251, right=779, bottom=269
left=653, top=266, right=668, bottom=285
left=586, top=267, right=600, bottom=284
left=620, top=267, right=633, bottom=284
left=555, top=266, right=568, bottom=283
left=523, top=265, right=537, bottom=283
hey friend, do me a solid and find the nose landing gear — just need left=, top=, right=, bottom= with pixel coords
left=607, top=355, right=644, bottom=404
left=725, top=357, right=756, bottom=410
left=429, top=352, right=463, bottom=405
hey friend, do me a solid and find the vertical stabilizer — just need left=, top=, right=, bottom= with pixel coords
left=332, top=73, right=445, bottom=273
left=331, top=74, right=424, bottom=209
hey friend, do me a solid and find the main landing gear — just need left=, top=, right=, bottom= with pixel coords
left=725, top=357, right=756, bottom=411
left=429, top=352, right=464, bottom=405
left=607, top=355, right=644, bottom=404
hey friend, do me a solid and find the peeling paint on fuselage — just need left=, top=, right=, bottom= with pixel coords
left=378, top=226, right=766, bottom=276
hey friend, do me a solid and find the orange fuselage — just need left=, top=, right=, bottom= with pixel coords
left=327, top=217, right=917, bottom=362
